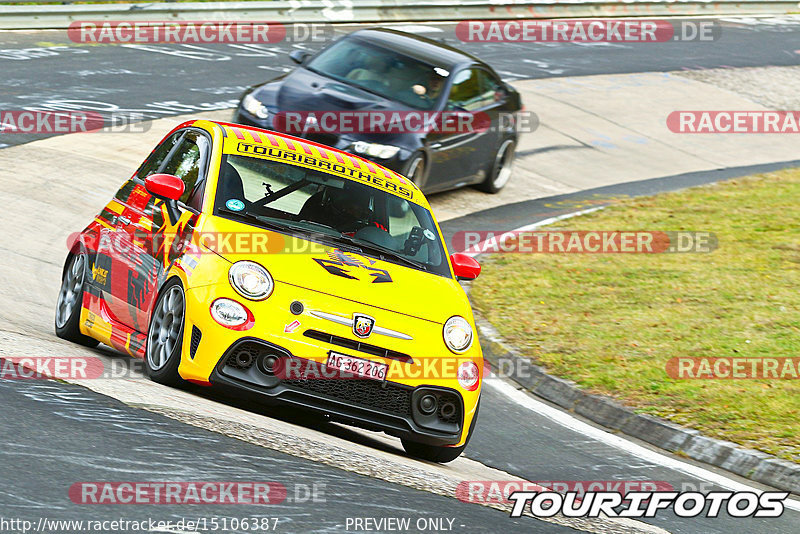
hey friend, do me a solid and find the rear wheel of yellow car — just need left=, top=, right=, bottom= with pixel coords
left=402, top=398, right=480, bottom=463
left=55, top=252, right=99, bottom=348
left=145, top=280, right=186, bottom=387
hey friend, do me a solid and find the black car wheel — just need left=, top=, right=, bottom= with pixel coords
left=55, top=252, right=99, bottom=347
left=145, top=280, right=186, bottom=386
left=477, top=138, right=515, bottom=194
left=401, top=398, right=480, bottom=463
left=405, top=154, right=426, bottom=187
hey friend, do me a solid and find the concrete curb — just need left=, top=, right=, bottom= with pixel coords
left=1, top=1, right=800, bottom=30
left=473, top=314, right=800, bottom=494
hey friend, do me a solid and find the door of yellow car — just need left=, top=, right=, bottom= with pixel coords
left=113, top=128, right=209, bottom=333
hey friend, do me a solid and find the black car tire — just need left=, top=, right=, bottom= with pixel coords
left=144, top=279, right=186, bottom=387
left=405, top=154, right=426, bottom=187
left=477, top=138, right=516, bottom=194
left=401, top=398, right=480, bottom=463
left=55, top=252, right=99, bottom=348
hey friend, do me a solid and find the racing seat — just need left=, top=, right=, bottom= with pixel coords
left=297, top=190, right=326, bottom=223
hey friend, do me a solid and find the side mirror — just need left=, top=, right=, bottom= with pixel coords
left=145, top=174, right=184, bottom=224
left=145, top=173, right=184, bottom=200
left=289, top=50, right=311, bottom=65
left=450, top=253, right=481, bottom=281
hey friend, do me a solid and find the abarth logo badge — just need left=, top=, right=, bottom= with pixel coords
left=353, top=314, right=375, bottom=338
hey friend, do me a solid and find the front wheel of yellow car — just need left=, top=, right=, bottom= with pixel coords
left=145, top=281, right=186, bottom=387
left=401, top=398, right=480, bottom=463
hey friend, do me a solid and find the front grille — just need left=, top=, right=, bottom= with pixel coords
left=282, top=377, right=413, bottom=417
left=304, top=330, right=413, bottom=363
left=189, top=326, right=202, bottom=359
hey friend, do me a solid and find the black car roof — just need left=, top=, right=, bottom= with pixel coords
left=346, top=28, right=487, bottom=71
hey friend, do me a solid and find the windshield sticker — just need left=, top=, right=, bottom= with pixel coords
left=234, top=142, right=414, bottom=200
left=225, top=199, right=245, bottom=211
left=423, top=229, right=436, bottom=241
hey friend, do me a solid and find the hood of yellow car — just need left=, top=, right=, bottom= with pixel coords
left=199, top=215, right=466, bottom=324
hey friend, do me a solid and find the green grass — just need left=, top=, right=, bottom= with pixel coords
left=470, top=170, right=800, bottom=462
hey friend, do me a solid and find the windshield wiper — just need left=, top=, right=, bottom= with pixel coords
left=218, top=207, right=282, bottom=229
left=255, top=216, right=340, bottom=238
left=218, top=207, right=325, bottom=240
left=337, top=235, right=428, bottom=271
left=252, top=216, right=364, bottom=253
left=298, top=220, right=341, bottom=235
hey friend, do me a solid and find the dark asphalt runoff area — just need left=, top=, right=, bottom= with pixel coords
left=2, top=16, right=800, bottom=534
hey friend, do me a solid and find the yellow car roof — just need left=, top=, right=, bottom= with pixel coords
left=205, top=121, right=424, bottom=206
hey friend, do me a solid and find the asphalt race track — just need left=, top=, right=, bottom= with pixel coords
left=2, top=17, right=800, bottom=148
left=1, top=16, right=800, bottom=534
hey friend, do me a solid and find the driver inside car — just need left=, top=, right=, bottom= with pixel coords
left=297, top=182, right=386, bottom=235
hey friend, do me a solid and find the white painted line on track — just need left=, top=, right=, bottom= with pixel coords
left=383, top=24, right=444, bottom=33
left=484, top=378, right=800, bottom=511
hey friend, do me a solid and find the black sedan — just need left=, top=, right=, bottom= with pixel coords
left=234, top=28, right=522, bottom=194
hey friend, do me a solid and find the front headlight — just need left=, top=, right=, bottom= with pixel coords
left=352, top=141, right=400, bottom=159
left=229, top=261, right=274, bottom=300
left=443, top=316, right=473, bottom=353
left=242, top=93, right=269, bottom=119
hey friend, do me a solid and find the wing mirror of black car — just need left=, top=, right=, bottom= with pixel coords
left=289, top=50, right=311, bottom=64
left=496, top=86, right=509, bottom=102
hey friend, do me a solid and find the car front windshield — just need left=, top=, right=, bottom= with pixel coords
left=214, top=154, right=450, bottom=277
left=306, top=38, right=448, bottom=111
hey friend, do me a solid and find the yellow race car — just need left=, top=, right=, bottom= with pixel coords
left=55, top=120, right=483, bottom=462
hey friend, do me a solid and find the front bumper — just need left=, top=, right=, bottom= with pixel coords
left=178, top=281, right=481, bottom=447
left=210, top=337, right=464, bottom=446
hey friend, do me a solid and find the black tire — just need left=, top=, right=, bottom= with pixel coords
left=477, top=138, right=516, bottom=194
left=402, top=398, right=480, bottom=463
left=55, top=252, right=99, bottom=348
left=405, top=154, right=426, bottom=187
left=144, top=279, right=186, bottom=386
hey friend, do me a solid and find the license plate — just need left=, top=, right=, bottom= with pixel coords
left=326, top=352, right=388, bottom=381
